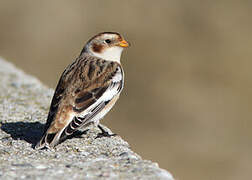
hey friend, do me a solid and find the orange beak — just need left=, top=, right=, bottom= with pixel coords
left=118, top=39, right=130, bottom=48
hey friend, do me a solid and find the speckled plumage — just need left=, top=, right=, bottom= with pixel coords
left=35, top=32, right=128, bottom=149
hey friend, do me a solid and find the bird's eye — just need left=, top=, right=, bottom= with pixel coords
left=105, top=39, right=111, bottom=44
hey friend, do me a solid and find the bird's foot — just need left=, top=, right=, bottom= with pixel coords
left=95, top=125, right=117, bottom=139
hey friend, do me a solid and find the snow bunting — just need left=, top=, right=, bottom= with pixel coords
left=35, top=32, right=129, bottom=149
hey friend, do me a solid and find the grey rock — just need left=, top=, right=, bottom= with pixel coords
left=0, top=58, right=174, bottom=180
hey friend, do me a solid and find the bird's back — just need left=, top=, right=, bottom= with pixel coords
left=35, top=53, right=123, bottom=149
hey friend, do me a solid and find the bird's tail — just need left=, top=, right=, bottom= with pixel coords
left=35, top=129, right=65, bottom=150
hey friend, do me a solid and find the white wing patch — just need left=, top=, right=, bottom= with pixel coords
left=77, top=67, right=123, bottom=126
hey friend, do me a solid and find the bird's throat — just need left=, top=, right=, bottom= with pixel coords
left=91, top=46, right=123, bottom=63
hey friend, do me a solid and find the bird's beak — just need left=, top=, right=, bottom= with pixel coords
left=118, top=39, right=130, bottom=48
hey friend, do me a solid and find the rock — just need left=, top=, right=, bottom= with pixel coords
left=0, top=58, right=174, bottom=180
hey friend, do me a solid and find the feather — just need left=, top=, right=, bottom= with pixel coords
left=35, top=54, right=123, bottom=149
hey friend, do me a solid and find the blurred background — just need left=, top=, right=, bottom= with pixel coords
left=0, top=0, right=251, bottom=179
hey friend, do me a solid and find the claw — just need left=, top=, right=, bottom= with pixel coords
left=95, top=125, right=117, bottom=139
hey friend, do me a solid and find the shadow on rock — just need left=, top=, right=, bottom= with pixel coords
left=0, top=121, right=89, bottom=148
left=0, top=121, right=44, bottom=146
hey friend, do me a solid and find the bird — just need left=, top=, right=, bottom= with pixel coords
left=35, top=32, right=129, bottom=149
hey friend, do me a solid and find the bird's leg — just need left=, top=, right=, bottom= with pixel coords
left=95, top=125, right=117, bottom=139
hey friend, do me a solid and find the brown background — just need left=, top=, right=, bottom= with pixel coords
left=0, top=1, right=251, bottom=179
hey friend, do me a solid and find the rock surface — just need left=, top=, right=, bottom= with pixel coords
left=0, top=58, right=173, bottom=180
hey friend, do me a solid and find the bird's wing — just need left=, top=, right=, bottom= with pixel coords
left=35, top=55, right=123, bottom=149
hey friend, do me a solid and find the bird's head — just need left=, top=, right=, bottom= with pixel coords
left=82, top=32, right=129, bottom=62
